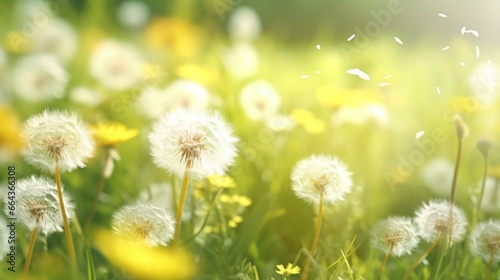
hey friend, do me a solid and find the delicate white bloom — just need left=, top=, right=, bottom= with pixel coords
left=291, top=154, right=353, bottom=205
left=480, top=177, right=500, bottom=213
left=239, top=81, right=281, bottom=121
left=111, top=203, right=175, bottom=246
left=469, top=62, right=498, bottom=104
left=163, top=79, right=210, bottom=113
left=117, top=1, right=151, bottom=28
left=21, top=110, right=95, bottom=173
left=31, top=18, right=78, bottom=62
left=414, top=200, right=468, bottom=243
left=371, top=216, right=420, bottom=257
left=420, top=158, right=454, bottom=197
left=12, top=54, right=68, bottom=102
left=223, top=43, right=259, bottom=79
left=10, top=176, right=74, bottom=234
left=227, top=7, right=261, bottom=42
left=149, top=110, right=239, bottom=179
left=137, top=87, right=169, bottom=119
left=89, top=40, right=143, bottom=90
left=69, top=86, right=102, bottom=108
left=470, top=220, right=500, bottom=262
left=331, top=104, right=389, bottom=126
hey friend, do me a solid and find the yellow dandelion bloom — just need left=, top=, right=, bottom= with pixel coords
left=0, top=106, right=25, bottom=152
left=176, top=64, right=219, bottom=86
left=146, top=18, right=199, bottom=58
left=290, top=109, right=325, bottom=134
left=488, top=165, right=500, bottom=179
left=208, top=175, right=236, bottom=188
left=89, top=122, right=138, bottom=147
left=276, top=263, right=300, bottom=275
left=94, top=229, right=195, bottom=279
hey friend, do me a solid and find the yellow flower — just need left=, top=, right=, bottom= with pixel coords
left=89, top=122, right=138, bottom=147
left=290, top=109, right=325, bottom=134
left=276, top=263, right=300, bottom=275
left=146, top=18, right=199, bottom=58
left=0, top=106, right=25, bottom=152
left=488, top=165, right=500, bottom=179
left=176, top=64, right=219, bottom=86
left=93, top=229, right=195, bottom=279
left=208, top=175, right=236, bottom=188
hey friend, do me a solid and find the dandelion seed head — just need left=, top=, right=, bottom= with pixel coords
left=470, top=220, right=500, bottom=262
left=371, top=216, right=420, bottom=257
left=420, top=157, right=454, bottom=197
left=149, top=110, right=239, bottom=179
left=111, top=203, right=175, bottom=247
left=291, top=154, right=352, bottom=205
left=21, top=110, right=94, bottom=173
left=117, top=1, right=151, bottom=28
left=227, top=6, right=261, bottom=42
left=10, top=176, right=73, bottom=234
left=414, top=200, right=468, bottom=243
left=31, top=18, right=78, bottom=62
left=480, top=177, right=500, bottom=213
left=239, top=80, right=281, bottom=121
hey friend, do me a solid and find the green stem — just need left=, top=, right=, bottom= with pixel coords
left=23, top=227, right=38, bottom=280
left=373, top=246, right=392, bottom=280
left=300, top=194, right=324, bottom=280
left=182, top=189, right=223, bottom=245
left=403, top=234, right=441, bottom=280
left=473, top=153, right=489, bottom=227
left=486, top=250, right=494, bottom=280
left=84, top=149, right=112, bottom=231
left=433, top=240, right=448, bottom=280
left=55, top=160, right=77, bottom=270
left=173, top=159, right=192, bottom=247
left=448, top=138, right=462, bottom=246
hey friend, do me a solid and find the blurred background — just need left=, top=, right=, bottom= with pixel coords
left=1, top=0, right=500, bottom=279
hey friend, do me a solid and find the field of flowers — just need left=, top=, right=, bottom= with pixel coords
left=1, top=1, right=500, bottom=279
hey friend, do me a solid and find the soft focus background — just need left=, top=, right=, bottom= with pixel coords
left=1, top=0, right=500, bottom=279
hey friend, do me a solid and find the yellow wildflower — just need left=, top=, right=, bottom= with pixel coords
left=0, top=106, right=25, bottom=152
left=208, top=175, right=236, bottom=188
left=89, top=122, right=138, bottom=147
left=146, top=18, right=199, bottom=58
left=94, top=229, right=195, bottom=279
left=176, top=64, right=219, bottom=86
left=276, top=263, right=300, bottom=276
left=488, top=165, right=500, bottom=179
left=290, top=109, right=325, bottom=134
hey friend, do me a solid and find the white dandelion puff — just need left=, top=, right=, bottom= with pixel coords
left=10, top=176, right=74, bottom=234
left=480, top=177, right=500, bottom=213
left=227, top=6, right=261, bottom=42
left=223, top=43, right=259, bottom=79
left=31, top=18, right=78, bottom=62
left=12, top=54, right=68, bottom=102
left=149, top=110, right=239, bottom=179
left=21, top=110, right=95, bottom=173
left=290, top=154, right=353, bottom=205
left=89, top=40, right=143, bottom=90
left=414, top=199, right=468, bottom=243
left=117, top=1, right=151, bottom=29
left=69, top=86, right=102, bottom=108
left=470, top=220, right=500, bottom=262
left=239, top=80, right=281, bottom=121
left=112, top=203, right=175, bottom=246
left=163, top=79, right=210, bottom=113
left=346, top=68, right=370, bottom=80
left=420, top=158, right=454, bottom=197
left=371, top=216, right=420, bottom=257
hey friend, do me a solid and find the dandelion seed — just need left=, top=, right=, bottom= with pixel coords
left=476, top=46, right=480, bottom=58
left=291, top=154, right=352, bottom=205
left=442, top=46, right=450, bottom=51
left=394, top=37, right=404, bottom=45
left=414, top=200, right=468, bottom=243
left=461, top=26, right=466, bottom=35
left=347, top=34, right=356, bottom=41
left=371, top=216, right=420, bottom=257
left=384, top=74, right=393, bottom=79
left=459, top=62, right=466, bottom=66
left=436, top=86, right=441, bottom=94
left=12, top=176, right=74, bottom=234
left=416, top=131, right=425, bottom=139
left=21, top=110, right=94, bottom=173
left=438, top=13, right=447, bottom=18
left=316, top=44, right=321, bottom=50
left=112, top=203, right=175, bottom=247
left=465, top=29, right=479, bottom=37
left=301, top=75, right=310, bottom=79
left=346, top=68, right=370, bottom=80
left=315, top=70, right=321, bottom=74
left=379, top=83, right=390, bottom=87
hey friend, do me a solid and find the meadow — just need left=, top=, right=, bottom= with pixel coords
left=0, top=1, right=500, bottom=279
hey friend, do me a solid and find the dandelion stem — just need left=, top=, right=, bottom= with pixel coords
left=84, top=149, right=111, bottom=231
left=486, top=250, right=494, bottom=280
left=403, top=234, right=440, bottom=280
left=55, top=160, right=77, bottom=269
left=373, top=245, right=392, bottom=280
left=183, top=189, right=223, bottom=245
left=23, top=227, right=38, bottom=280
left=473, top=147, right=489, bottom=227
left=174, top=159, right=192, bottom=247
left=300, top=194, right=324, bottom=280
left=448, top=138, right=462, bottom=245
